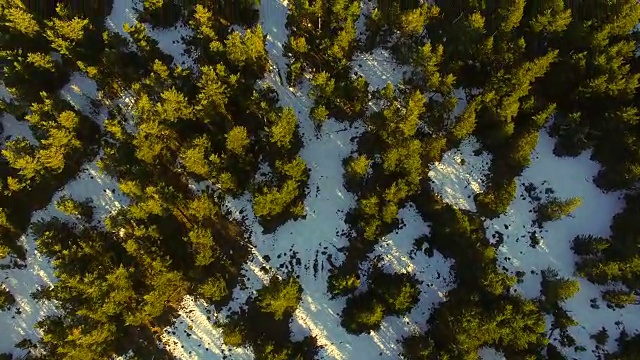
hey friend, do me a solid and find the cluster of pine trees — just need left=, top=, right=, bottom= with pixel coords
left=1, top=0, right=640, bottom=358
left=0, top=0, right=311, bottom=358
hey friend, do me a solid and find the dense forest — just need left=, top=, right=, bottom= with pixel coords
left=0, top=0, right=640, bottom=359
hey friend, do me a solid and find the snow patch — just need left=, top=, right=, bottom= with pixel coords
left=0, top=83, right=12, bottom=102
left=478, top=347, right=506, bottom=360
left=1, top=113, right=37, bottom=145
left=355, top=1, right=372, bottom=42
left=144, top=22, right=194, bottom=69
left=56, top=157, right=131, bottom=225
left=106, top=0, right=139, bottom=40
left=428, top=136, right=491, bottom=212
left=352, top=48, right=409, bottom=90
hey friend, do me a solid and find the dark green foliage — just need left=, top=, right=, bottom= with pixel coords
left=55, top=195, right=94, bottom=221
left=0, top=285, right=16, bottom=311
left=535, top=196, right=582, bottom=224
left=341, top=295, right=386, bottom=334
left=475, top=179, right=517, bottom=219
left=341, top=270, right=420, bottom=334
left=256, top=276, right=302, bottom=320
left=139, top=0, right=182, bottom=29
left=602, top=290, right=638, bottom=309
left=0, top=90, right=100, bottom=260
left=546, top=343, right=568, bottom=360
left=198, top=274, right=229, bottom=303
left=221, top=275, right=317, bottom=359
left=221, top=317, right=247, bottom=347
left=404, top=292, right=547, bottom=359
left=539, top=268, right=580, bottom=313
left=327, top=271, right=360, bottom=298
left=591, top=327, right=609, bottom=347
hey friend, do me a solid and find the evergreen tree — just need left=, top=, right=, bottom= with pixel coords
left=536, top=196, right=582, bottom=224
left=256, top=276, right=302, bottom=320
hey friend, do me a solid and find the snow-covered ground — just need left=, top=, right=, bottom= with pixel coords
left=106, top=0, right=138, bottom=41
left=429, top=136, right=491, bottom=212
left=0, top=83, right=10, bottom=102
left=1, top=113, right=37, bottom=145
left=479, top=347, right=506, bottom=360
left=484, top=131, right=639, bottom=359
left=146, top=22, right=194, bottom=69
left=352, top=48, right=410, bottom=90
left=0, top=230, right=57, bottom=358
left=365, top=205, right=454, bottom=337
left=159, top=296, right=254, bottom=360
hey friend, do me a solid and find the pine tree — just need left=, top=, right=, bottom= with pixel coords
left=180, top=136, right=212, bottom=178
left=267, top=107, right=297, bottom=149
left=226, top=126, right=250, bottom=155
left=199, top=274, right=228, bottom=302
left=186, top=227, right=219, bottom=266
left=55, top=195, right=93, bottom=221
left=346, top=155, right=370, bottom=180
left=253, top=179, right=300, bottom=218
left=157, top=87, right=193, bottom=122
left=536, top=196, right=582, bottom=224
left=44, top=3, right=92, bottom=59
left=540, top=268, right=580, bottom=312
left=0, top=285, right=15, bottom=311
left=256, top=276, right=302, bottom=320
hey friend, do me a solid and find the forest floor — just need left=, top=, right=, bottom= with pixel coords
left=1, top=0, right=640, bottom=359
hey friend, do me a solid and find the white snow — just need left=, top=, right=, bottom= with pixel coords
left=1, top=113, right=37, bottom=145
left=145, top=22, right=194, bottom=69
left=0, top=83, right=12, bottom=102
left=55, top=157, right=131, bottom=224
left=428, top=136, right=491, bottom=212
left=452, top=87, right=468, bottom=119
left=478, top=347, right=506, bottom=360
left=485, top=130, right=638, bottom=358
left=352, top=48, right=409, bottom=90
left=355, top=1, right=372, bottom=42
left=364, top=204, right=454, bottom=336
left=106, top=0, right=138, bottom=40
left=0, top=230, right=57, bottom=359
left=108, top=0, right=195, bottom=68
